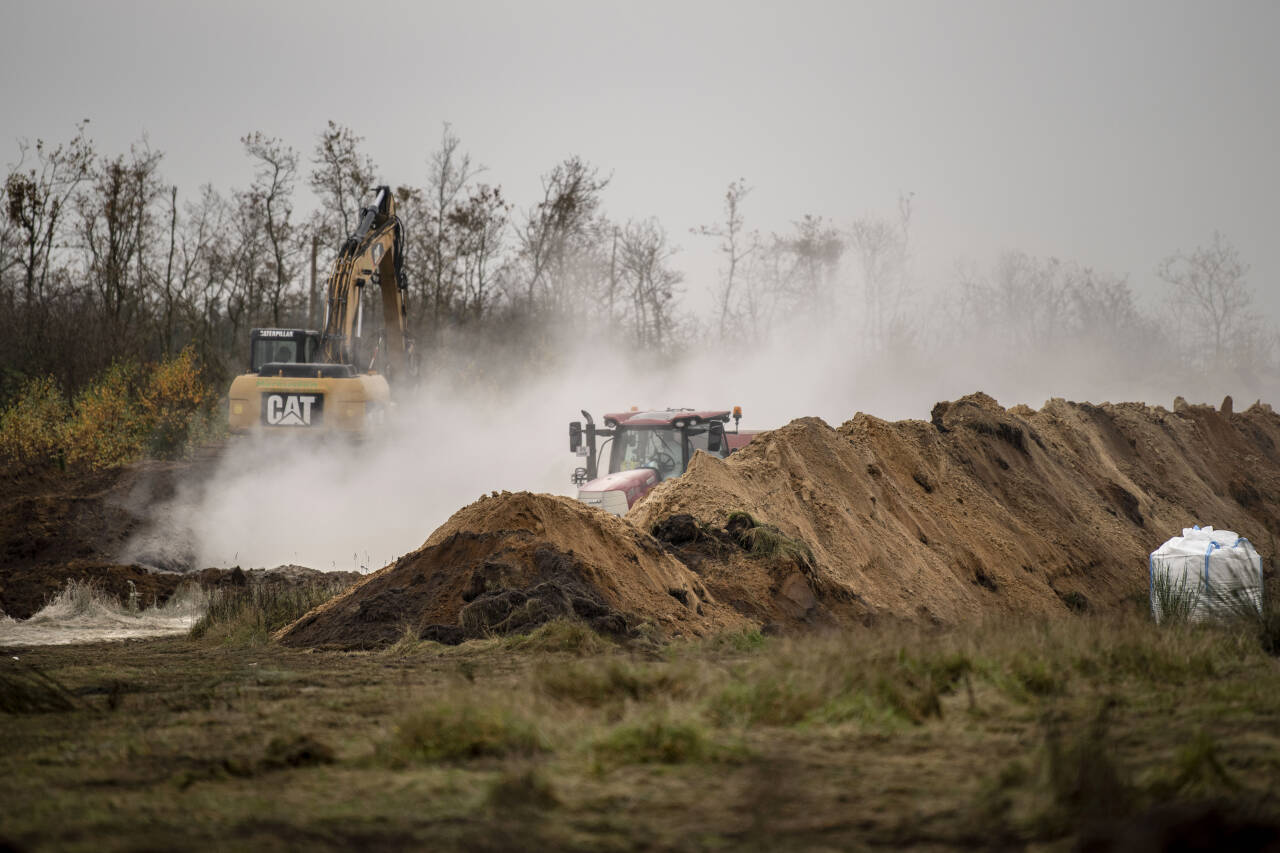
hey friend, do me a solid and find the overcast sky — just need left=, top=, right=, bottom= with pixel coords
left=4, top=0, right=1277, bottom=319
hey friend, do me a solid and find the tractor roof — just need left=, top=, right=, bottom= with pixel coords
left=603, top=409, right=732, bottom=427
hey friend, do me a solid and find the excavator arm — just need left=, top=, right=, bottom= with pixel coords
left=320, top=185, right=411, bottom=378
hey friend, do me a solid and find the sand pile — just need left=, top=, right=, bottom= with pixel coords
left=631, top=393, right=1280, bottom=625
left=277, top=392, right=1280, bottom=647
left=276, top=492, right=748, bottom=648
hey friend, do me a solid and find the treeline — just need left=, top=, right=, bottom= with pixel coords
left=0, top=121, right=689, bottom=400
left=2, top=120, right=1276, bottom=407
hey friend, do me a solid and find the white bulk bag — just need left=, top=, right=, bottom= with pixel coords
left=1149, top=526, right=1264, bottom=622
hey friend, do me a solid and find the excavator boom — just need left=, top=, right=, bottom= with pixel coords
left=320, top=185, right=410, bottom=378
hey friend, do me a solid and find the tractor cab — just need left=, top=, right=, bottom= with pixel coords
left=569, top=408, right=750, bottom=515
left=248, top=328, right=322, bottom=373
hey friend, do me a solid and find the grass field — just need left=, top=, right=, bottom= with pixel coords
left=3, top=610, right=1280, bottom=851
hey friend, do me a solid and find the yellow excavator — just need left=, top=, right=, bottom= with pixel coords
left=228, top=185, right=413, bottom=434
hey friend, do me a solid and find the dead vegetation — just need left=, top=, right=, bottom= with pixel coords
left=3, top=610, right=1280, bottom=850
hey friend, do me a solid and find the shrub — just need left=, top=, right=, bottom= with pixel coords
left=138, top=347, right=215, bottom=457
left=63, top=360, right=150, bottom=470
left=1, top=350, right=222, bottom=471
left=0, top=375, right=70, bottom=466
left=710, top=628, right=768, bottom=653
left=708, top=670, right=821, bottom=727
left=709, top=642, right=973, bottom=729
left=261, top=733, right=336, bottom=770
left=1002, top=653, right=1068, bottom=700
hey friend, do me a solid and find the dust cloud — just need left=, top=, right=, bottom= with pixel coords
left=131, top=298, right=1278, bottom=576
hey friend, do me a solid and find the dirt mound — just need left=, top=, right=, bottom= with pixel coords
left=631, top=393, right=1280, bottom=626
left=276, top=492, right=748, bottom=649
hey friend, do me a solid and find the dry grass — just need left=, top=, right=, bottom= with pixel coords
left=189, top=577, right=352, bottom=644
left=2, top=610, right=1279, bottom=850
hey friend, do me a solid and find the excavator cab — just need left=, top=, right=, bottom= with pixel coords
left=249, top=329, right=322, bottom=373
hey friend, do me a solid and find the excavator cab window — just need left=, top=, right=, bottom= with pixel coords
left=249, top=329, right=319, bottom=373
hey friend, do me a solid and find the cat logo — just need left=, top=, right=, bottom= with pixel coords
left=262, top=393, right=323, bottom=427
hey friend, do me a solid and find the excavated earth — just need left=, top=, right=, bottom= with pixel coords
left=279, top=393, right=1280, bottom=647
left=632, top=393, right=1280, bottom=627
left=277, top=492, right=750, bottom=649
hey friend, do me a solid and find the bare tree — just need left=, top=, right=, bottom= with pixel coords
left=849, top=193, right=912, bottom=354
left=420, top=124, right=481, bottom=333
left=693, top=179, right=755, bottom=341
left=781, top=214, right=844, bottom=313
left=619, top=218, right=682, bottom=347
left=1158, top=231, right=1254, bottom=368
left=77, top=143, right=165, bottom=332
left=5, top=121, right=94, bottom=305
left=516, top=156, right=609, bottom=312
left=450, top=183, right=508, bottom=321
left=242, top=132, right=300, bottom=325
left=176, top=184, right=230, bottom=363
left=309, top=121, right=376, bottom=241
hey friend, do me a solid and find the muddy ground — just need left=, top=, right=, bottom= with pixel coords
left=0, top=449, right=358, bottom=620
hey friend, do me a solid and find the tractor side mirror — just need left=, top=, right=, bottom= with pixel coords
left=707, top=427, right=723, bottom=453
left=569, top=421, right=583, bottom=453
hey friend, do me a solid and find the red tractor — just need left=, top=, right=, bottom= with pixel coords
left=568, top=407, right=757, bottom=515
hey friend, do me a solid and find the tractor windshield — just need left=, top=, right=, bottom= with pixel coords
left=609, top=427, right=684, bottom=481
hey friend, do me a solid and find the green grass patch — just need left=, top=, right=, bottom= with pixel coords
left=539, top=659, right=692, bottom=707
left=592, top=715, right=714, bottom=765
left=383, top=702, right=548, bottom=763
left=709, top=644, right=972, bottom=728
left=708, top=668, right=822, bottom=727
left=502, top=618, right=612, bottom=655
left=726, top=511, right=815, bottom=568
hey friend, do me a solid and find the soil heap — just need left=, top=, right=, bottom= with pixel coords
left=276, top=492, right=748, bottom=649
left=631, top=393, right=1280, bottom=626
